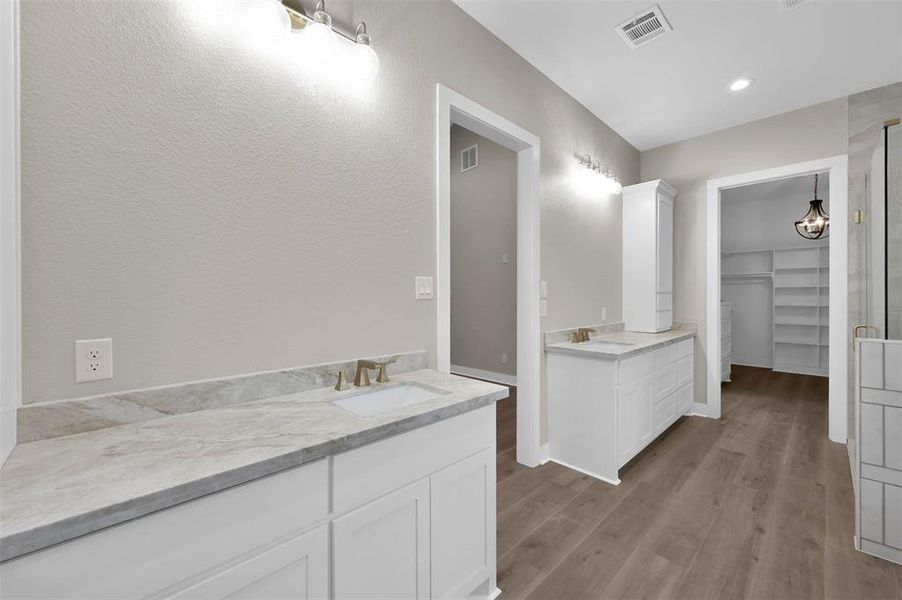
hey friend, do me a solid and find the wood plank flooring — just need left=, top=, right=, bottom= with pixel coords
left=494, top=366, right=902, bottom=599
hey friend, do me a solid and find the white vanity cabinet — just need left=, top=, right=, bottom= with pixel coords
left=622, top=179, right=677, bottom=333
left=547, top=337, right=694, bottom=484
left=0, top=406, right=497, bottom=600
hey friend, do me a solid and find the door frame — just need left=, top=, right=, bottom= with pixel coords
left=435, top=84, right=542, bottom=467
left=1, top=0, right=20, bottom=465
left=706, top=154, right=849, bottom=442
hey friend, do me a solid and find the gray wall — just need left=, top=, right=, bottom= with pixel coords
left=20, top=0, right=639, bottom=409
left=721, top=174, right=830, bottom=254
left=641, top=98, right=849, bottom=406
left=450, top=126, right=516, bottom=377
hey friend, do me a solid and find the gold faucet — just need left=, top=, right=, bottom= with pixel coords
left=354, top=360, right=377, bottom=387
left=353, top=357, right=399, bottom=386
left=571, top=327, right=596, bottom=343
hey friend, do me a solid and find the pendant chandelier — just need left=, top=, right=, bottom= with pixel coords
left=794, top=173, right=830, bottom=239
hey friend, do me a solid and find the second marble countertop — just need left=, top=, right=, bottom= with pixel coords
left=545, top=327, right=696, bottom=360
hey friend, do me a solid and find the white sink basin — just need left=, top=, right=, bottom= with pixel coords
left=332, top=384, right=441, bottom=417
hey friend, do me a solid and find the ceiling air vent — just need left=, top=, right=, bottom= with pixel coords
left=460, top=144, right=478, bottom=173
left=616, top=4, right=673, bottom=49
left=778, top=0, right=809, bottom=11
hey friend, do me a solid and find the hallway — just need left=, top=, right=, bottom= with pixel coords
left=496, top=366, right=902, bottom=599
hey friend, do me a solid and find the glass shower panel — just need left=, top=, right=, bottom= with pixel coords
left=888, top=123, right=901, bottom=339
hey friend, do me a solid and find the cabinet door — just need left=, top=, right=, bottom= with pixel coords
left=333, top=478, right=430, bottom=600
left=431, top=448, right=494, bottom=600
left=166, top=525, right=328, bottom=600
left=618, top=379, right=654, bottom=466
left=656, top=194, right=674, bottom=295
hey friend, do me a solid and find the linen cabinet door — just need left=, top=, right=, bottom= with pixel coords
left=431, top=448, right=494, bottom=599
left=333, top=478, right=430, bottom=600
left=165, top=525, right=328, bottom=600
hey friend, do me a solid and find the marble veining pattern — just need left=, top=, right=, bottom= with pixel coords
left=0, top=369, right=507, bottom=562
left=17, top=351, right=428, bottom=443
left=545, top=323, right=696, bottom=360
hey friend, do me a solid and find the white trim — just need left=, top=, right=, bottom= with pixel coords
left=706, top=155, right=849, bottom=442
left=547, top=458, right=621, bottom=486
left=486, top=587, right=502, bottom=600
left=537, top=442, right=550, bottom=465
left=689, top=402, right=716, bottom=418
left=436, top=84, right=542, bottom=467
left=450, top=365, right=517, bottom=387
left=0, top=0, right=20, bottom=465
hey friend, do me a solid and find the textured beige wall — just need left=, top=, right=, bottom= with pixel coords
left=640, top=98, right=849, bottom=405
left=20, top=0, right=638, bottom=404
left=449, top=126, right=516, bottom=377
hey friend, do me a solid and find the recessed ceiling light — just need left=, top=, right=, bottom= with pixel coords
left=729, top=77, right=754, bottom=92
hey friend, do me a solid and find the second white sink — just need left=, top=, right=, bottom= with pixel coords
left=332, top=384, right=441, bottom=417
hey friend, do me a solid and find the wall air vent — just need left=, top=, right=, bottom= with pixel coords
left=616, top=4, right=673, bottom=49
left=460, top=144, right=478, bottom=173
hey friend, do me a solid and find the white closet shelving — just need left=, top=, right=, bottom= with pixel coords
left=721, top=242, right=828, bottom=378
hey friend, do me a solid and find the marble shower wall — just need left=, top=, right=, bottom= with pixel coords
left=847, top=82, right=902, bottom=453
left=17, top=351, right=428, bottom=443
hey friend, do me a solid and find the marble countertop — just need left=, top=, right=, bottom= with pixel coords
left=545, top=327, right=696, bottom=360
left=0, top=370, right=508, bottom=562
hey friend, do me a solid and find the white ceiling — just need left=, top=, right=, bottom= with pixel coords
left=452, top=0, right=902, bottom=151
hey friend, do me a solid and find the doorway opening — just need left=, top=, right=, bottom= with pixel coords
left=435, top=84, right=542, bottom=467
left=706, top=155, right=849, bottom=442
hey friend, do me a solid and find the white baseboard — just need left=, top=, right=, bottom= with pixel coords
left=0, top=405, right=16, bottom=466
left=537, top=443, right=550, bottom=465
left=547, top=458, right=620, bottom=486
left=450, top=365, right=517, bottom=387
left=486, top=587, right=502, bottom=600
left=689, top=402, right=716, bottom=419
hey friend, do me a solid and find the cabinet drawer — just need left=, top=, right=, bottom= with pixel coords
left=657, top=293, right=673, bottom=311
left=656, top=310, right=673, bottom=331
left=674, top=382, right=692, bottom=414
left=0, top=460, right=329, bottom=598
left=652, top=366, right=676, bottom=403
left=619, top=352, right=655, bottom=385
left=653, top=343, right=676, bottom=370
left=165, top=525, right=328, bottom=600
left=675, top=339, right=693, bottom=359
left=675, top=355, right=693, bottom=388
left=653, top=396, right=675, bottom=436
left=333, top=406, right=493, bottom=514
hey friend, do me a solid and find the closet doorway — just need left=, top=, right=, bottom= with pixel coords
left=720, top=174, right=830, bottom=378
left=706, top=155, right=848, bottom=443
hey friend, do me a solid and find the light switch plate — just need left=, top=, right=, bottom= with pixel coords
left=75, top=338, right=113, bottom=382
left=602, top=306, right=607, bottom=321
left=540, top=281, right=547, bottom=299
left=540, top=299, right=548, bottom=317
left=415, top=276, right=434, bottom=300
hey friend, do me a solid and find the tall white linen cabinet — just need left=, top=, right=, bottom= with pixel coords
left=622, top=179, right=677, bottom=333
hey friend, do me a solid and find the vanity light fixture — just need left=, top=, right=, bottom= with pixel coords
left=576, top=154, right=622, bottom=196
left=289, top=0, right=380, bottom=80
left=729, top=77, right=753, bottom=92
left=794, top=173, right=830, bottom=239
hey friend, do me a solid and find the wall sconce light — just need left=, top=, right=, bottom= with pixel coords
left=575, top=154, right=622, bottom=196
left=288, top=0, right=380, bottom=80
left=196, top=0, right=379, bottom=81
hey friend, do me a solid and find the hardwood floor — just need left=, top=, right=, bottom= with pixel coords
left=495, top=366, right=902, bottom=599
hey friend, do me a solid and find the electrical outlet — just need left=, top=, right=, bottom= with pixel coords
left=75, top=338, right=113, bottom=382
left=501, top=353, right=508, bottom=364
left=501, top=253, right=509, bottom=264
